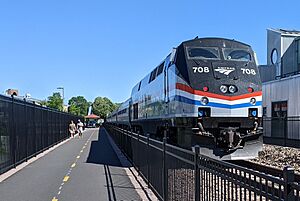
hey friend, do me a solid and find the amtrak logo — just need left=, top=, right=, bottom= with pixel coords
left=214, top=67, right=235, bottom=75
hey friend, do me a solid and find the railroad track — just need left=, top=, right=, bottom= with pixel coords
left=230, top=160, right=300, bottom=182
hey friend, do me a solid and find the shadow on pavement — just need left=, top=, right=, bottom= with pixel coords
left=86, top=128, right=127, bottom=167
left=86, top=128, right=143, bottom=200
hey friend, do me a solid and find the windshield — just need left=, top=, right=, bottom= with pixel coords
left=223, top=48, right=251, bottom=62
left=186, top=47, right=220, bottom=60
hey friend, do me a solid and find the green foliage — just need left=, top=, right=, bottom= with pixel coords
left=114, top=102, right=122, bottom=108
left=47, top=92, right=63, bottom=111
left=68, top=96, right=89, bottom=116
left=40, top=100, right=47, bottom=107
left=92, top=97, right=117, bottom=118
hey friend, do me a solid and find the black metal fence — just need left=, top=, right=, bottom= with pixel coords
left=263, top=117, right=300, bottom=148
left=104, top=123, right=300, bottom=201
left=0, top=95, right=82, bottom=174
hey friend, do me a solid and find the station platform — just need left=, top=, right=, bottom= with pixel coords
left=0, top=128, right=155, bottom=201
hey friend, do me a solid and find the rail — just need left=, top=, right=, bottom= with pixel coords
left=104, top=123, right=300, bottom=201
left=263, top=117, right=300, bottom=148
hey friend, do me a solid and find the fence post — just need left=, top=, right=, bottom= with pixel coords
left=193, top=145, right=200, bottom=201
left=162, top=129, right=168, bottom=201
left=11, top=95, right=16, bottom=168
left=147, top=133, right=150, bottom=187
left=283, top=166, right=295, bottom=200
left=33, top=102, right=37, bottom=157
left=283, top=117, right=287, bottom=147
left=24, top=98, right=28, bottom=162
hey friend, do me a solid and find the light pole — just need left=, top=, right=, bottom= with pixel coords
left=57, top=87, right=64, bottom=108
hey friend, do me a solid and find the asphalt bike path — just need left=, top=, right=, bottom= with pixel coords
left=0, top=128, right=142, bottom=201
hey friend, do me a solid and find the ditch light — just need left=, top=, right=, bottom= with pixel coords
left=198, top=107, right=211, bottom=117
left=248, top=108, right=258, bottom=117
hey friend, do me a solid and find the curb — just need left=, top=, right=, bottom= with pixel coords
left=104, top=128, right=159, bottom=201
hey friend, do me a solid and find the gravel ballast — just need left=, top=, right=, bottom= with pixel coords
left=251, top=144, right=300, bottom=174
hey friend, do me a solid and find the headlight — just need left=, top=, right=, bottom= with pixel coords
left=250, top=98, right=256, bottom=105
left=229, top=85, right=237, bottom=93
left=200, top=97, right=209, bottom=105
left=220, top=85, right=228, bottom=93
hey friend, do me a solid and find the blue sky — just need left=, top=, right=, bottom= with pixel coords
left=0, top=0, right=299, bottom=103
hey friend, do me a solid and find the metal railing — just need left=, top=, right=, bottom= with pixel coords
left=263, top=117, right=300, bottom=148
left=0, top=95, right=82, bottom=174
left=104, top=123, right=300, bottom=201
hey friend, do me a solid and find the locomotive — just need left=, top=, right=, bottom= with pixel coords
left=107, top=37, right=263, bottom=160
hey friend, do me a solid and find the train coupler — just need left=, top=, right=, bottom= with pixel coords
left=219, top=127, right=242, bottom=150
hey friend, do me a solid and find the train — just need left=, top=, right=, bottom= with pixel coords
left=106, top=37, right=263, bottom=160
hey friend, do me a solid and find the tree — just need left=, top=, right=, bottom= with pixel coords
left=40, top=100, right=47, bottom=107
left=68, top=96, right=89, bottom=116
left=92, top=97, right=117, bottom=118
left=47, top=92, right=63, bottom=111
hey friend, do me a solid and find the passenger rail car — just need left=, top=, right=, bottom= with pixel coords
left=107, top=37, right=263, bottom=160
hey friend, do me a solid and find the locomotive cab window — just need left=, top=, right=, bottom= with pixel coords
left=156, top=62, right=164, bottom=76
left=186, top=47, right=220, bottom=60
left=149, top=67, right=158, bottom=83
left=223, top=48, right=251, bottom=62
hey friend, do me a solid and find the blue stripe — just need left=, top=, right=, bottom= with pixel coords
left=173, top=95, right=262, bottom=109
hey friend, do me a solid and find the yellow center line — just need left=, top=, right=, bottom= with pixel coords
left=51, top=130, right=97, bottom=201
left=63, top=176, right=69, bottom=182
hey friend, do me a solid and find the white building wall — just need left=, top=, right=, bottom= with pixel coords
left=263, top=75, right=300, bottom=139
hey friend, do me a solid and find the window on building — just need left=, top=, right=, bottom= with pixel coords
left=272, top=101, right=287, bottom=118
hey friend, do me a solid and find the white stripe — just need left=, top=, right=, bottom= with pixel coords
left=177, top=90, right=262, bottom=105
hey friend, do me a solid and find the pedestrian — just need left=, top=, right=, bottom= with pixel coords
left=77, top=119, right=84, bottom=138
left=69, top=120, right=76, bottom=138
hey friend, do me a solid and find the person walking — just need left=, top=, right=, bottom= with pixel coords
left=69, top=120, right=76, bottom=138
left=77, top=119, right=84, bottom=138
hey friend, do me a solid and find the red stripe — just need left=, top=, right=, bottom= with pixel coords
left=176, top=83, right=262, bottom=101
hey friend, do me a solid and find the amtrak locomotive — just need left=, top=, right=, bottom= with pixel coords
left=107, top=37, right=263, bottom=160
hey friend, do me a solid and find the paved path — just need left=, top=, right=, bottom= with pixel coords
left=0, top=128, right=142, bottom=201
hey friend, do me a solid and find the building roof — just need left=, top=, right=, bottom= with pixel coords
left=84, top=114, right=100, bottom=119
left=268, top=28, right=300, bottom=36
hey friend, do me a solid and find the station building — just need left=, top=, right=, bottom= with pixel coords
left=259, top=28, right=300, bottom=147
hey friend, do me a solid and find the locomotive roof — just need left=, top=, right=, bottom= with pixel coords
left=181, top=37, right=251, bottom=48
